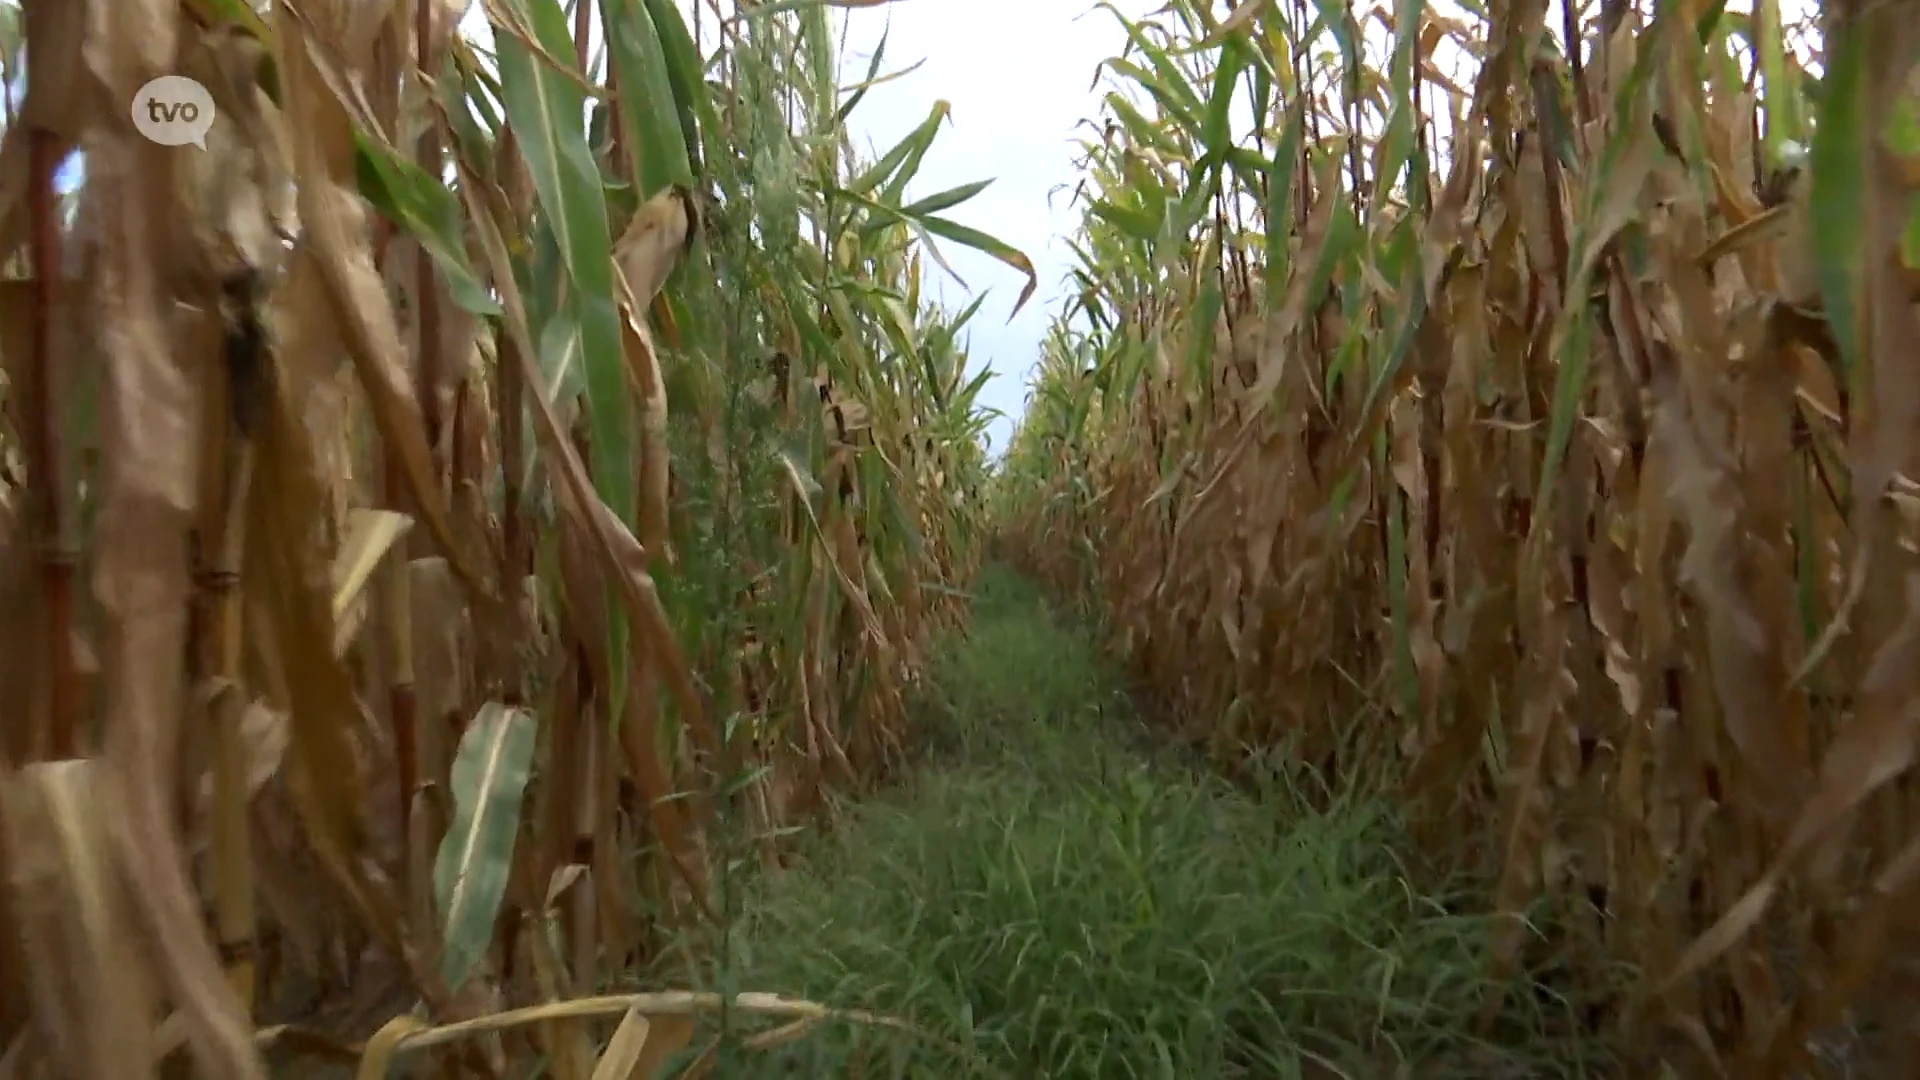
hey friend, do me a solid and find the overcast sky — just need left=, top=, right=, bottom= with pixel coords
left=811, top=0, right=1157, bottom=454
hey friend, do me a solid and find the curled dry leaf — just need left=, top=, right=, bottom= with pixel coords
left=353, top=1013, right=428, bottom=1080
left=174, top=26, right=294, bottom=291
left=81, top=7, right=270, bottom=1075
left=542, top=862, right=588, bottom=912
left=585, top=1006, right=650, bottom=1080
left=408, top=555, right=472, bottom=757
left=613, top=291, right=673, bottom=566
left=420, top=0, right=474, bottom=70
left=2, top=762, right=158, bottom=1080
left=246, top=365, right=399, bottom=949
left=612, top=186, right=695, bottom=312
left=275, top=3, right=489, bottom=595
left=192, top=684, right=292, bottom=826
left=329, top=508, right=414, bottom=655
left=353, top=989, right=962, bottom=1063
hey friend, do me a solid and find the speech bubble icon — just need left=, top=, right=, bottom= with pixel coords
left=130, top=75, right=216, bottom=150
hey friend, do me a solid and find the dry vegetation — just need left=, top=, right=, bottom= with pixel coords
left=9, top=0, right=1920, bottom=1075
left=996, top=0, right=1920, bottom=1076
left=0, top=0, right=1029, bottom=1075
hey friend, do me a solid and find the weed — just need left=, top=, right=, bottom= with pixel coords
left=700, top=569, right=1617, bottom=1079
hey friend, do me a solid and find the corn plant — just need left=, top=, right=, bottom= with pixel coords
left=0, top=0, right=1027, bottom=1075
left=997, top=0, right=1920, bottom=1075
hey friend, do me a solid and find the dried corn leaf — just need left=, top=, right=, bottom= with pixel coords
left=2, top=762, right=157, bottom=1080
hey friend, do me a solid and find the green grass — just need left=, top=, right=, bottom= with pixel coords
left=692, top=567, right=1615, bottom=1079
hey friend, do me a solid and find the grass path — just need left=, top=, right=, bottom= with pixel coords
left=705, top=568, right=1609, bottom=1079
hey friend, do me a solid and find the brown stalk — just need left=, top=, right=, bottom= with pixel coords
left=570, top=720, right=601, bottom=995
left=498, top=325, right=527, bottom=591
left=193, top=293, right=260, bottom=1013
left=415, top=0, right=445, bottom=462
left=573, top=0, right=591, bottom=77
left=382, top=0, right=449, bottom=868
left=370, top=13, right=418, bottom=876
left=381, top=402, right=420, bottom=873
left=27, top=127, right=75, bottom=760
left=206, top=455, right=258, bottom=1013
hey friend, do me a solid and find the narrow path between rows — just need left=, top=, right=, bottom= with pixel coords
left=700, top=568, right=1611, bottom=1080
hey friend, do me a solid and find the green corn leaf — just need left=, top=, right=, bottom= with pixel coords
left=601, top=0, right=695, bottom=200
left=835, top=26, right=893, bottom=126
left=848, top=100, right=951, bottom=199
left=190, top=0, right=271, bottom=42
left=833, top=186, right=1038, bottom=316
left=642, top=0, right=709, bottom=176
left=1263, top=97, right=1306, bottom=309
left=493, top=0, right=634, bottom=715
left=900, top=178, right=995, bottom=219
left=1754, top=0, right=1801, bottom=163
left=1100, top=58, right=1202, bottom=139
left=1099, top=3, right=1204, bottom=120
left=1196, top=36, right=1248, bottom=180
left=1809, top=12, right=1870, bottom=380
left=352, top=130, right=501, bottom=316
left=434, top=703, right=539, bottom=992
left=1107, top=94, right=1185, bottom=159
left=1092, top=199, right=1161, bottom=243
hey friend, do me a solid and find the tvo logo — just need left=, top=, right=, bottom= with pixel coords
left=130, top=75, right=216, bottom=149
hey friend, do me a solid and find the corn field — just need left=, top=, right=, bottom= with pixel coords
left=0, top=0, right=1030, bottom=1074
left=996, top=0, right=1920, bottom=1076
left=7, top=0, right=1920, bottom=1073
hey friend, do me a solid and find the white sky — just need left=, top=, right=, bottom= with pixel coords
left=818, top=0, right=1160, bottom=454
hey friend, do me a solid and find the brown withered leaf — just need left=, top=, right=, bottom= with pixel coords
left=1650, top=370, right=1806, bottom=812
left=192, top=683, right=291, bottom=826
left=609, top=188, right=693, bottom=570
left=245, top=360, right=410, bottom=967
left=2, top=762, right=158, bottom=1080
left=408, top=555, right=471, bottom=765
left=82, top=13, right=268, bottom=1074
left=417, top=0, right=473, bottom=71
left=612, top=186, right=694, bottom=311
left=274, top=4, right=489, bottom=595
left=382, top=239, right=481, bottom=443
left=587, top=1007, right=653, bottom=1080
left=1244, top=160, right=1341, bottom=410
left=175, top=27, right=292, bottom=290
left=368, top=989, right=955, bottom=1067
left=612, top=286, right=674, bottom=566
left=543, top=863, right=588, bottom=912
left=353, top=1013, right=429, bottom=1080
left=330, top=508, right=414, bottom=655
